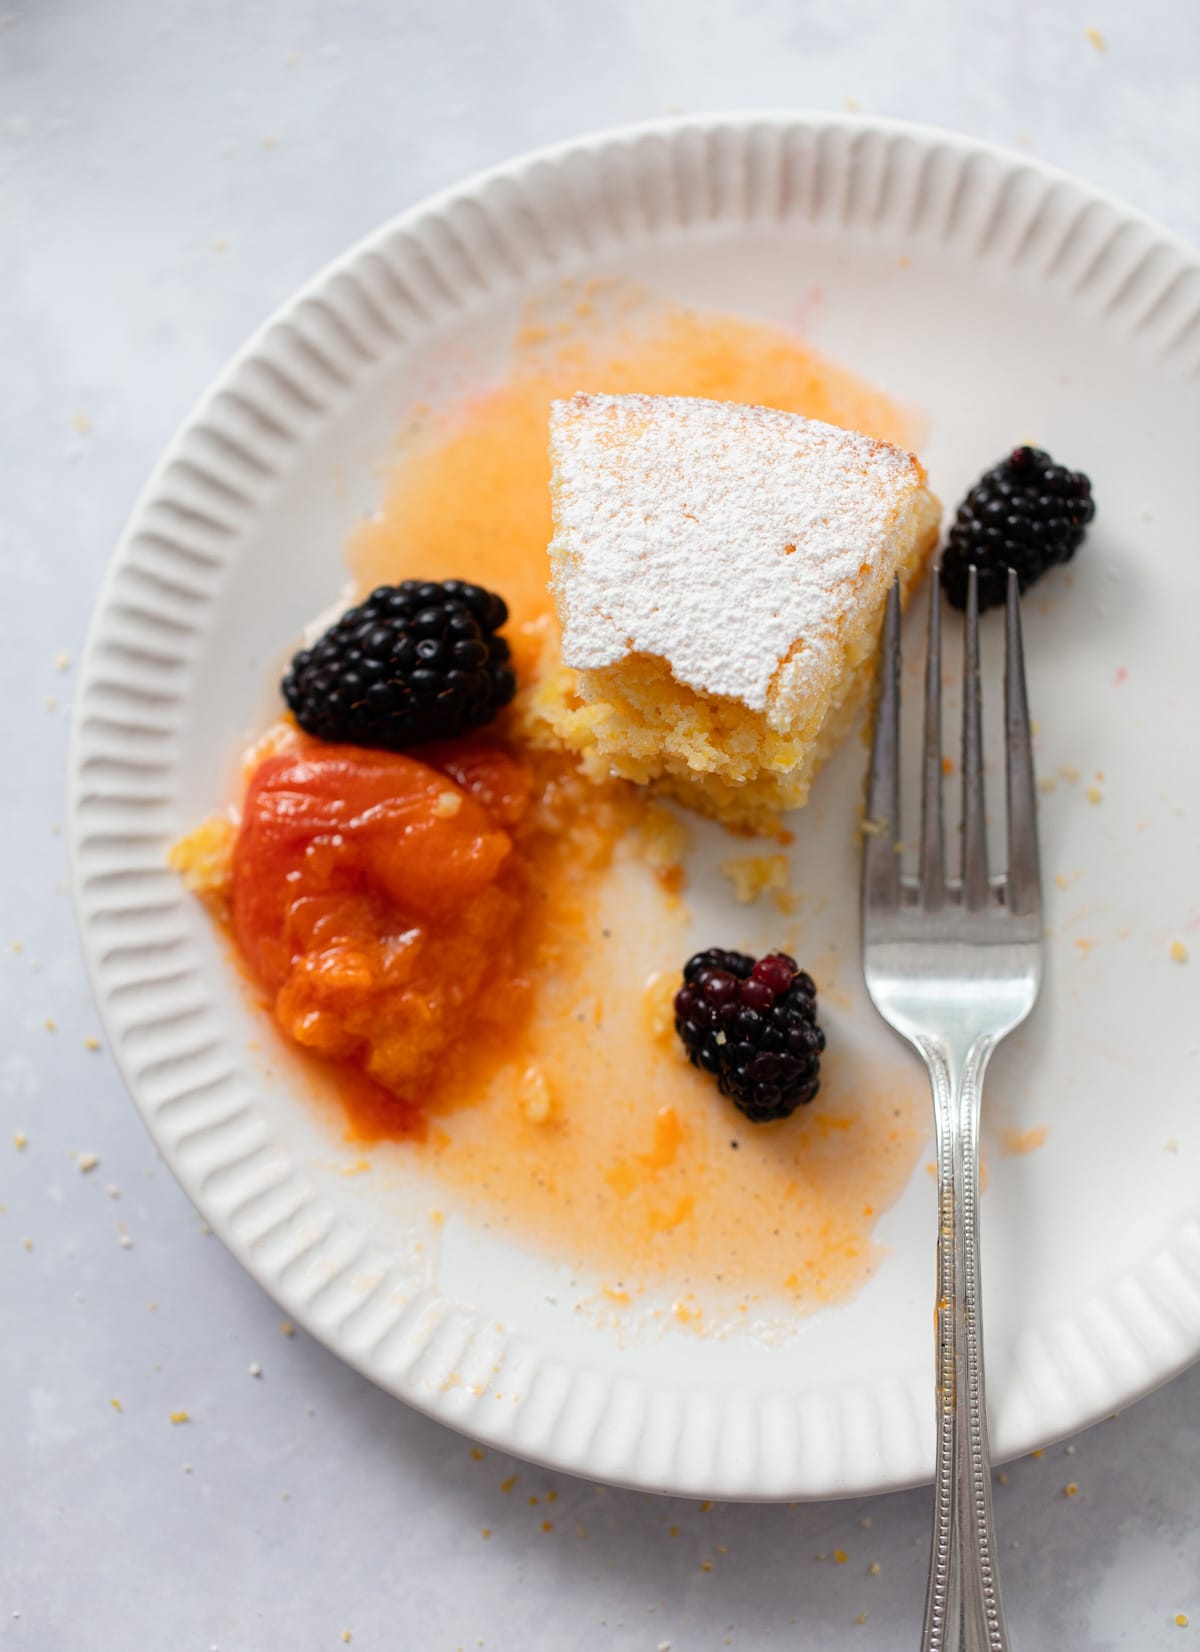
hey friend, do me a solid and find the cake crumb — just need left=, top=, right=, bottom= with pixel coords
left=84, top=1037, right=101, bottom=1052
left=77, top=1153, right=99, bottom=1174
left=1038, top=776, right=1058, bottom=795
left=540, top=1520, right=553, bottom=1533
left=997, top=1470, right=1008, bottom=1484
left=638, top=804, right=692, bottom=889
left=1085, top=25, right=1106, bottom=50
left=1085, top=785, right=1103, bottom=805
left=1170, top=941, right=1189, bottom=964
left=169, top=815, right=235, bottom=898
left=1064, top=1481, right=1079, bottom=1497
left=518, top=1065, right=556, bottom=1125
left=110, top=1397, right=122, bottom=1413
left=856, top=1614, right=868, bottom=1626
left=720, top=852, right=790, bottom=907
left=1165, top=1139, right=1179, bottom=1153
left=834, top=1549, right=848, bottom=1564
left=700, top=1560, right=713, bottom=1573
left=860, top=1517, right=872, bottom=1529
left=249, top=1362, right=262, bottom=1378
left=118, top=1234, right=133, bottom=1249
left=1175, top=1614, right=1188, bottom=1627
left=481, top=1526, right=491, bottom=1538
left=13, top=1132, right=26, bottom=1151
left=1059, top=764, right=1080, bottom=784
left=44, top=1017, right=57, bottom=1033
left=869, top=1561, right=881, bottom=1576
left=169, top=1410, right=190, bottom=1425
left=279, top=1320, right=295, bottom=1337
left=54, top=648, right=72, bottom=671
left=342, top=1633, right=351, bottom=1644
left=1001, top=1125, right=1048, bottom=1156
left=700, top=1500, right=713, bottom=1513
left=500, top=1474, right=518, bottom=1494
left=434, top=789, right=463, bottom=819
left=471, top=1447, right=485, bottom=1461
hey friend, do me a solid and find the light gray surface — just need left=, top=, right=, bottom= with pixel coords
left=3, top=1, right=1199, bottom=1647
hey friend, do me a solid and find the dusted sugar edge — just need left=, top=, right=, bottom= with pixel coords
left=548, top=392, right=937, bottom=720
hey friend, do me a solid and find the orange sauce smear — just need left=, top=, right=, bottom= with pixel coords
left=259, top=289, right=928, bottom=1313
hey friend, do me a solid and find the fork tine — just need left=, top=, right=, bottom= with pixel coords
left=961, top=564, right=989, bottom=909
left=919, top=572, right=945, bottom=909
left=863, top=579, right=902, bottom=911
left=1004, top=568, right=1041, bottom=917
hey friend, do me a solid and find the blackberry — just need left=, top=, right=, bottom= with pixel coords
left=940, top=446, right=1095, bottom=612
left=282, top=579, right=517, bottom=749
left=674, top=948, right=825, bottom=1124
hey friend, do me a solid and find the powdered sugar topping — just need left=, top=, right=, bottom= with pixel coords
left=549, top=394, right=929, bottom=711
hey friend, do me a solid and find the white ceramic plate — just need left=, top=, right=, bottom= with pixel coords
left=69, top=114, right=1200, bottom=1500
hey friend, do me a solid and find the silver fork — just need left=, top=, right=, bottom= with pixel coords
left=861, top=566, right=1042, bottom=1652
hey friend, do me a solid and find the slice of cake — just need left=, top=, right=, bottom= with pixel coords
left=532, top=392, right=940, bottom=831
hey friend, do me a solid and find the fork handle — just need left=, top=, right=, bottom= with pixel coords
left=919, top=1033, right=1011, bottom=1652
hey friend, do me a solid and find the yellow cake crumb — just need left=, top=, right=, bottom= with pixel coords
left=518, top=1064, right=556, bottom=1125
left=637, top=802, right=692, bottom=890
left=1085, top=25, right=1106, bottom=50
left=1064, top=1482, right=1079, bottom=1497
left=279, top=1320, right=295, bottom=1337
left=169, top=1410, right=190, bottom=1425
left=1170, top=941, right=1189, bottom=964
left=13, top=1132, right=27, bottom=1151
left=169, top=813, right=236, bottom=899
left=869, top=1562, right=881, bottom=1576
left=110, top=1397, right=122, bottom=1413
left=1001, top=1125, right=1048, bottom=1156
left=834, top=1549, right=848, bottom=1565
left=720, top=852, right=790, bottom=906
left=1086, top=785, right=1103, bottom=805
left=471, top=1447, right=485, bottom=1461
left=77, top=1153, right=99, bottom=1174
left=1176, top=1614, right=1189, bottom=1627
left=83, top=1037, right=101, bottom=1052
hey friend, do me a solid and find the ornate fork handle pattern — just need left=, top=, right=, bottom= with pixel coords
left=920, top=1034, right=1008, bottom=1652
